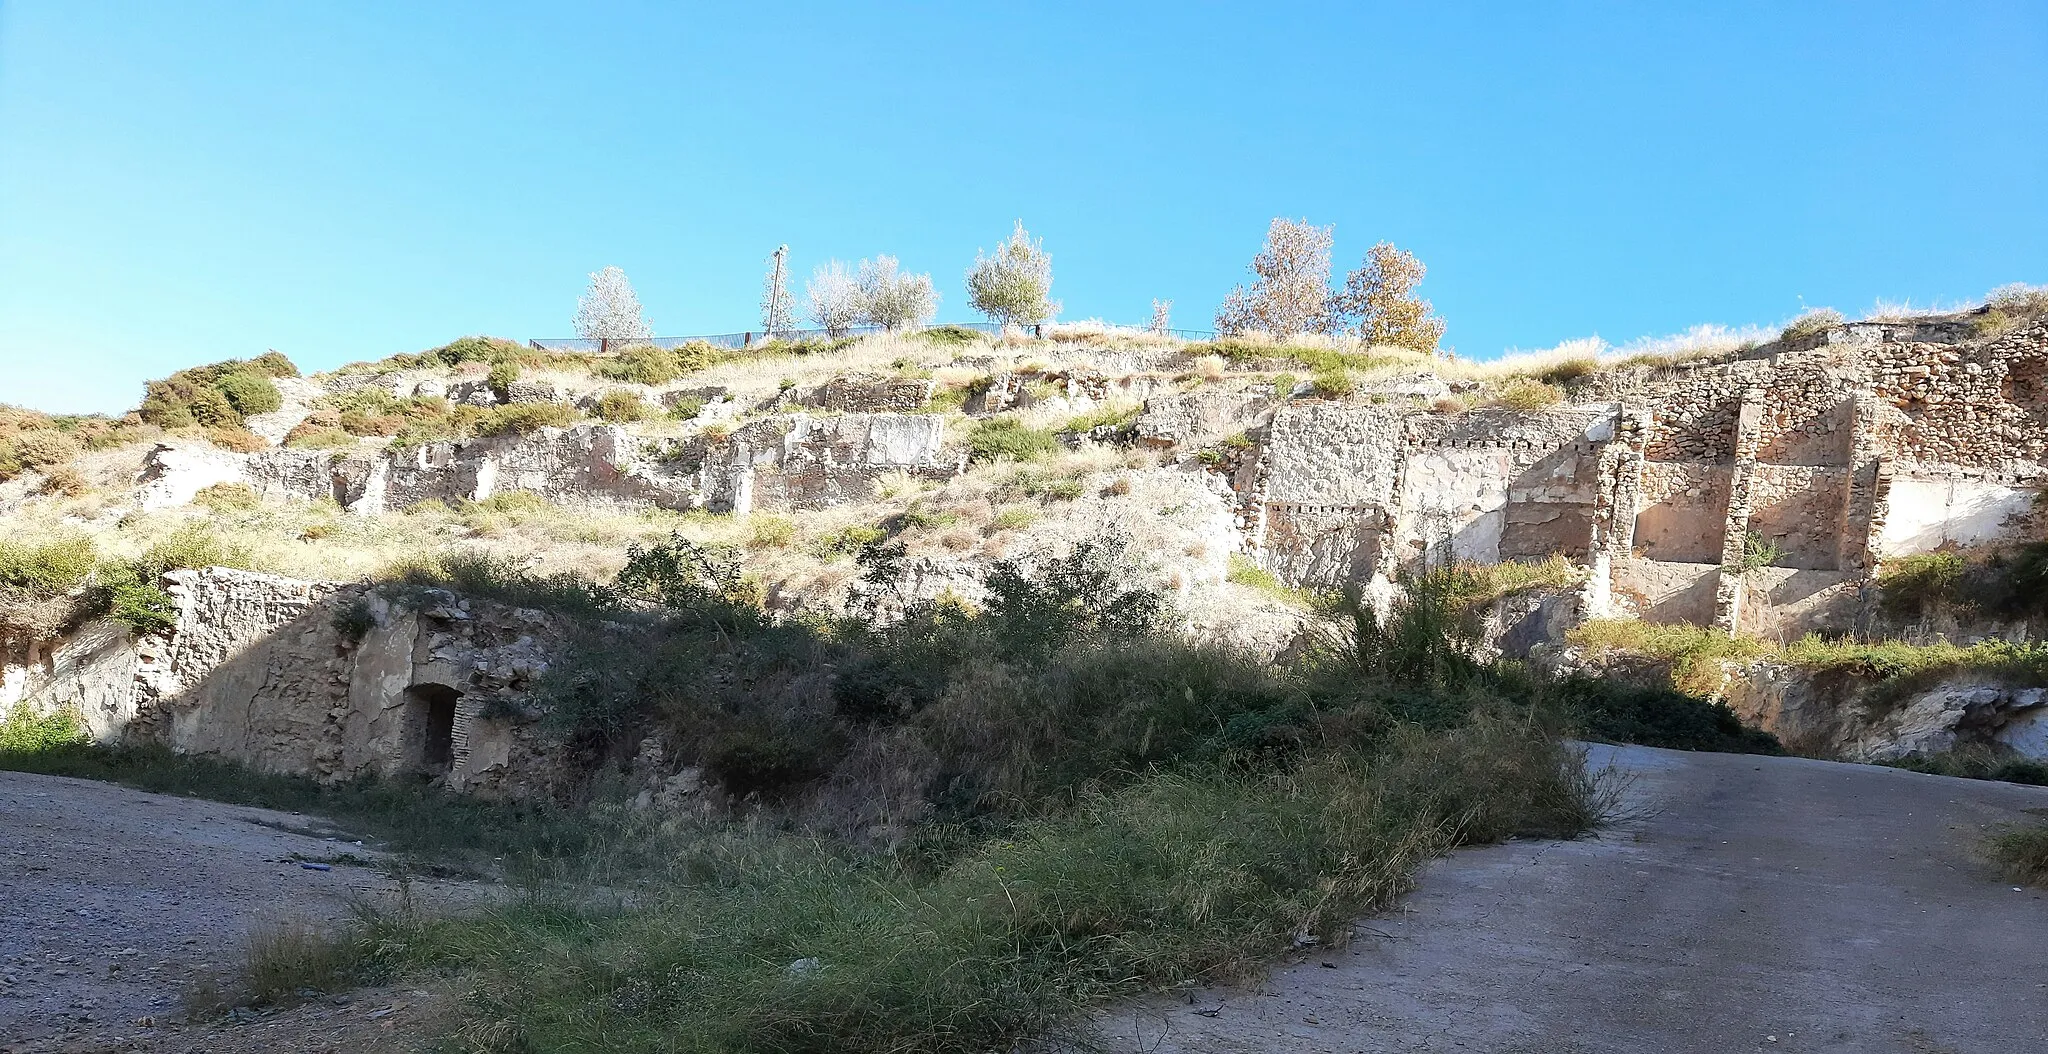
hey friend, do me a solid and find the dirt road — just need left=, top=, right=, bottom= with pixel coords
left=0, top=770, right=458, bottom=1053
left=1106, top=745, right=2048, bottom=1053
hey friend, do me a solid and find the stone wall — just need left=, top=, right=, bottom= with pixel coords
left=2, top=569, right=568, bottom=798
left=1216, top=318, right=2048, bottom=633
left=228, top=416, right=959, bottom=518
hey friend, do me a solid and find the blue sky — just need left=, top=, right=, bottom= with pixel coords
left=3, top=1, right=2044, bottom=415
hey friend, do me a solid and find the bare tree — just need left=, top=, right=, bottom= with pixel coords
left=760, top=245, right=795, bottom=336
left=855, top=255, right=938, bottom=330
left=966, top=220, right=1058, bottom=328
left=806, top=260, right=863, bottom=337
left=1331, top=242, right=1445, bottom=354
left=1149, top=298, right=1173, bottom=336
left=573, top=266, right=653, bottom=342
left=1214, top=218, right=1334, bottom=338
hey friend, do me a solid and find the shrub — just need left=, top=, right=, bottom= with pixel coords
left=1487, top=378, right=1564, bottom=410
left=1536, top=357, right=1598, bottom=385
left=473, top=403, right=580, bottom=438
left=1739, top=530, right=1782, bottom=574
left=967, top=417, right=1059, bottom=463
left=203, top=424, right=269, bottom=452
left=597, top=345, right=685, bottom=386
left=0, top=706, right=88, bottom=754
left=1062, top=403, right=1140, bottom=434
left=1310, top=368, right=1354, bottom=398
left=35, top=465, right=88, bottom=497
left=990, top=506, right=1039, bottom=532
left=487, top=360, right=520, bottom=400
left=331, top=597, right=376, bottom=642
left=1877, top=552, right=1966, bottom=617
left=593, top=391, right=649, bottom=423
left=743, top=515, right=797, bottom=550
left=1986, top=283, right=2048, bottom=318
left=0, top=535, right=99, bottom=594
left=246, top=351, right=300, bottom=378
left=1272, top=372, right=1299, bottom=399
left=283, top=425, right=356, bottom=450
left=808, top=524, right=888, bottom=561
left=1780, top=308, right=1845, bottom=342
left=137, top=356, right=295, bottom=428
left=215, top=372, right=283, bottom=417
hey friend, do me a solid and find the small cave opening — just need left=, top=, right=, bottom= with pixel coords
left=407, top=683, right=461, bottom=772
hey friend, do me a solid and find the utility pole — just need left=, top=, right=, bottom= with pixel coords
left=764, top=244, right=790, bottom=338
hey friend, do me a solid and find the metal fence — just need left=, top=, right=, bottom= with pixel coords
left=529, top=321, right=1214, bottom=354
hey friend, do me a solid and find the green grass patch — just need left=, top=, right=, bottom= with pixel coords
left=1987, top=824, right=2048, bottom=886
left=967, top=417, right=1061, bottom=463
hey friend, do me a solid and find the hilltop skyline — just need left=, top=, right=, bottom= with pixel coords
left=3, top=1, right=2045, bottom=414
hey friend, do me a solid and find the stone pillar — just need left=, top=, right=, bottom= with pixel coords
left=1836, top=392, right=1888, bottom=576
left=1587, top=404, right=1648, bottom=618
left=1714, top=389, right=1767, bottom=631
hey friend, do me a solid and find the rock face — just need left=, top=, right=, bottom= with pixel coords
left=1720, top=665, right=2048, bottom=761
left=3, top=568, right=566, bottom=797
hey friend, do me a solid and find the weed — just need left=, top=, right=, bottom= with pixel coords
left=194, top=482, right=261, bottom=513
left=1739, top=531, right=1782, bottom=573
left=1486, top=378, right=1564, bottom=410
left=967, top=417, right=1060, bottom=463
left=744, top=515, right=798, bottom=550
left=1780, top=308, right=1845, bottom=342
left=1986, top=824, right=2048, bottom=886
left=918, top=324, right=985, bottom=347
left=989, top=506, right=1039, bottom=532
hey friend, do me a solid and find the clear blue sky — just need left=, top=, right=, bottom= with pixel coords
left=3, top=1, right=2044, bottom=415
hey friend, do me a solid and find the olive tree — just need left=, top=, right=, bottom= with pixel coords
left=966, top=220, right=1058, bottom=328
left=573, top=266, right=653, bottom=342
left=806, top=260, right=863, bottom=337
left=855, top=255, right=939, bottom=331
left=1330, top=242, right=1445, bottom=354
left=1214, top=218, right=1333, bottom=338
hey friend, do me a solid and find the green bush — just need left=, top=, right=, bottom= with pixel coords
left=0, top=706, right=88, bottom=754
left=472, top=402, right=581, bottom=438
left=137, top=356, right=297, bottom=427
left=246, top=351, right=300, bottom=378
left=1877, top=552, right=1966, bottom=617
left=215, top=372, right=283, bottom=417
left=194, top=482, right=261, bottom=513
left=593, top=391, right=649, bottom=423
left=0, top=535, right=99, bottom=594
left=1310, top=368, right=1354, bottom=398
left=918, top=324, right=985, bottom=347
left=597, top=345, right=686, bottom=386
left=487, top=360, right=520, bottom=400
left=967, top=417, right=1060, bottom=463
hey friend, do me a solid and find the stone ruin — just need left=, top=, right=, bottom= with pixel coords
left=15, top=316, right=2048, bottom=790
left=1208, top=318, right=2048, bottom=639
left=0, top=568, right=564, bottom=797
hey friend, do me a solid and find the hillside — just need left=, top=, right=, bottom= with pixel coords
left=5, top=291, right=2048, bottom=1051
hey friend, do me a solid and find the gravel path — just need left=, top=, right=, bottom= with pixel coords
left=1101, top=745, right=2048, bottom=1053
left=0, top=770, right=463, bottom=1052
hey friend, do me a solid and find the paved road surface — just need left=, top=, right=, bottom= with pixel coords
left=1108, top=745, right=2048, bottom=1054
